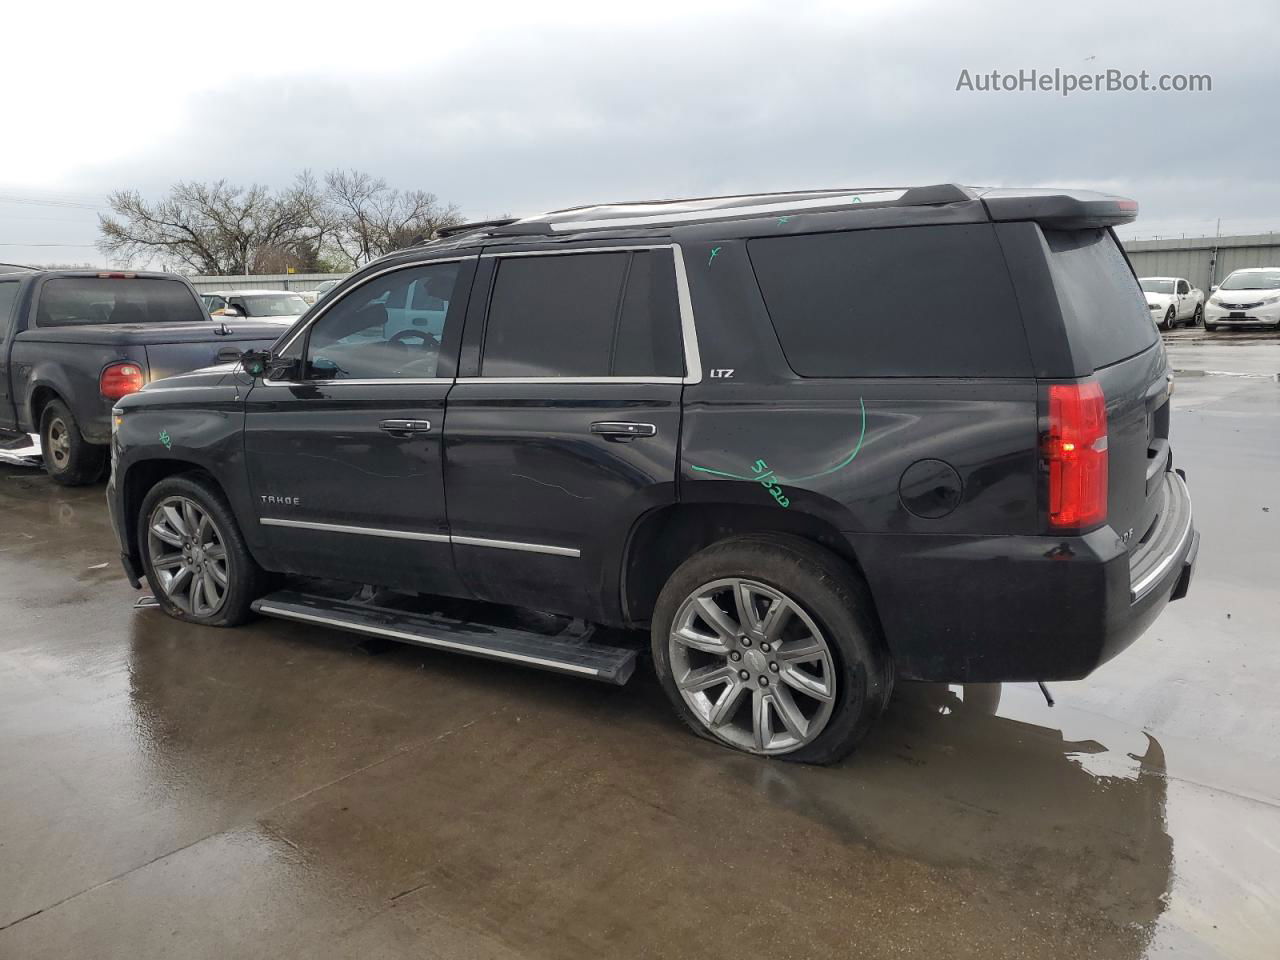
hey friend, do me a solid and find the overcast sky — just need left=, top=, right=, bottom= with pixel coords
left=2, top=0, right=1277, bottom=268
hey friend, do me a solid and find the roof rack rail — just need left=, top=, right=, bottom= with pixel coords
left=489, top=221, right=556, bottom=236
left=436, top=218, right=520, bottom=239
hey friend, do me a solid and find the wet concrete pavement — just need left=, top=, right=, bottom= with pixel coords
left=2, top=340, right=1278, bottom=959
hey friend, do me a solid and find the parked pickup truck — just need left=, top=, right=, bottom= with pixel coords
left=0, top=269, right=290, bottom=484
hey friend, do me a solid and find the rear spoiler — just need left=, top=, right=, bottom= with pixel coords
left=976, top=188, right=1138, bottom=229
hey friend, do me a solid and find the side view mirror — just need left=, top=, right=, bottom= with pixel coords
left=240, top=349, right=268, bottom=376
left=1210, top=285, right=1219, bottom=293
left=240, top=350, right=299, bottom=379
left=222, top=305, right=244, bottom=317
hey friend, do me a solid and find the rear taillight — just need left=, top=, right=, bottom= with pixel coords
left=1044, top=380, right=1108, bottom=529
left=100, top=362, right=145, bottom=400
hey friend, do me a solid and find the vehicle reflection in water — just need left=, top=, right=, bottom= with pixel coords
left=124, top=604, right=1173, bottom=959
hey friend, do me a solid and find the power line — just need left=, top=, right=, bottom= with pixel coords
left=0, top=195, right=105, bottom=210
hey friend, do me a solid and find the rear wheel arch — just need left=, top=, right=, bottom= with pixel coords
left=28, top=384, right=64, bottom=433
left=620, top=502, right=872, bottom=627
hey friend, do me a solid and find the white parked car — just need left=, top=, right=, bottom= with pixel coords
left=1139, top=277, right=1203, bottom=330
left=1204, top=268, right=1280, bottom=331
left=200, top=289, right=310, bottom=323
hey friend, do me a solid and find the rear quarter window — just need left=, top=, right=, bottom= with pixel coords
left=35, top=278, right=205, bottom=326
left=748, top=224, right=1032, bottom=378
left=1042, top=228, right=1157, bottom=369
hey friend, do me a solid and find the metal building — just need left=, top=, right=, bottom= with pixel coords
left=1123, top=234, right=1280, bottom=292
left=186, top=272, right=345, bottom=294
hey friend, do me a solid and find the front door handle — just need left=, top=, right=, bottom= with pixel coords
left=380, top=419, right=432, bottom=437
left=590, top=421, right=657, bottom=441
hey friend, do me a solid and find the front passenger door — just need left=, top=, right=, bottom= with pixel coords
left=242, top=257, right=475, bottom=596
left=1176, top=280, right=1190, bottom=319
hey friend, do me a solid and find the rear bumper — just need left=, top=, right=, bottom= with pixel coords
left=849, top=472, right=1197, bottom=683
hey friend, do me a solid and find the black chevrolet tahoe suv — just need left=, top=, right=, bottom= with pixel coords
left=0, top=268, right=288, bottom=484
left=106, top=185, right=1199, bottom=763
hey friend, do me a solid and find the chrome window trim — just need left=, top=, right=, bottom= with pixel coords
left=480, top=244, right=677, bottom=258
left=457, top=376, right=683, bottom=385
left=476, top=242, right=702, bottom=385
left=271, top=255, right=475, bottom=358
left=259, top=518, right=579, bottom=557
left=260, top=378, right=454, bottom=387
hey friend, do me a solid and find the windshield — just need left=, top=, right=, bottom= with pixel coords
left=1139, top=279, right=1175, bottom=294
left=1220, top=270, right=1280, bottom=291
left=240, top=294, right=308, bottom=317
left=36, top=277, right=205, bottom=326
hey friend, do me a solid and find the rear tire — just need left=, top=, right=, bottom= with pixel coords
left=138, top=473, right=265, bottom=627
left=651, top=534, right=893, bottom=765
left=39, top=399, right=107, bottom=486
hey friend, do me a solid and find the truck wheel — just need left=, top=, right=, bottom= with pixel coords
left=40, top=399, right=107, bottom=486
left=651, top=534, right=893, bottom=765
left=138, top=473, right=265, bottom=627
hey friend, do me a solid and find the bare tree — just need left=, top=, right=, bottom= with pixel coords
left=98, top=173, right=326, bottom=275
left=322, top=169, right=462, bottom=267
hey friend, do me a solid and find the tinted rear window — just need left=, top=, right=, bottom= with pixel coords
left=748, top=224, right=1032, bottom=378
left=36, top=278, right=204, bottom=326
left=1042, top=228, right=1157, bottom=368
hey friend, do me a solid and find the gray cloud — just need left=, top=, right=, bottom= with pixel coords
left=8, top=0, right=1279, bottom=265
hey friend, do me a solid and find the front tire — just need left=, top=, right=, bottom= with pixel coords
left=1192, top=304, right=1204, bottom=327
left=1162, top=307, right=1176, bottom=331
left=138, top=473, right=265, bottom=626
left=40, top=399, right=107, bottom=486
left=651, top=534, right=893, bottom=765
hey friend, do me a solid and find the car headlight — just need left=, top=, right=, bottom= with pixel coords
left=1208, top=297, right=1222, bottom=306
left=1259, top=294, right=1280, bottom=306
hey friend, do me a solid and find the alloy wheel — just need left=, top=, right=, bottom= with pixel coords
left=668, top=577, right=837, bottom=755
left=146, top=496, right=230, bottom=617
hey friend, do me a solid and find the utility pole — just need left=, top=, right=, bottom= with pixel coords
left=1209, top=218, right=1221, bottom=291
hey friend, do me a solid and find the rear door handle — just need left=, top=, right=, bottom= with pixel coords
left=380, top=419, right=432, bottom=437
left=590, top=421, right=657, bottom=441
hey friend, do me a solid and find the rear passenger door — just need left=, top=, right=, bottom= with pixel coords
left=444, top=245, right=693, bottom=623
